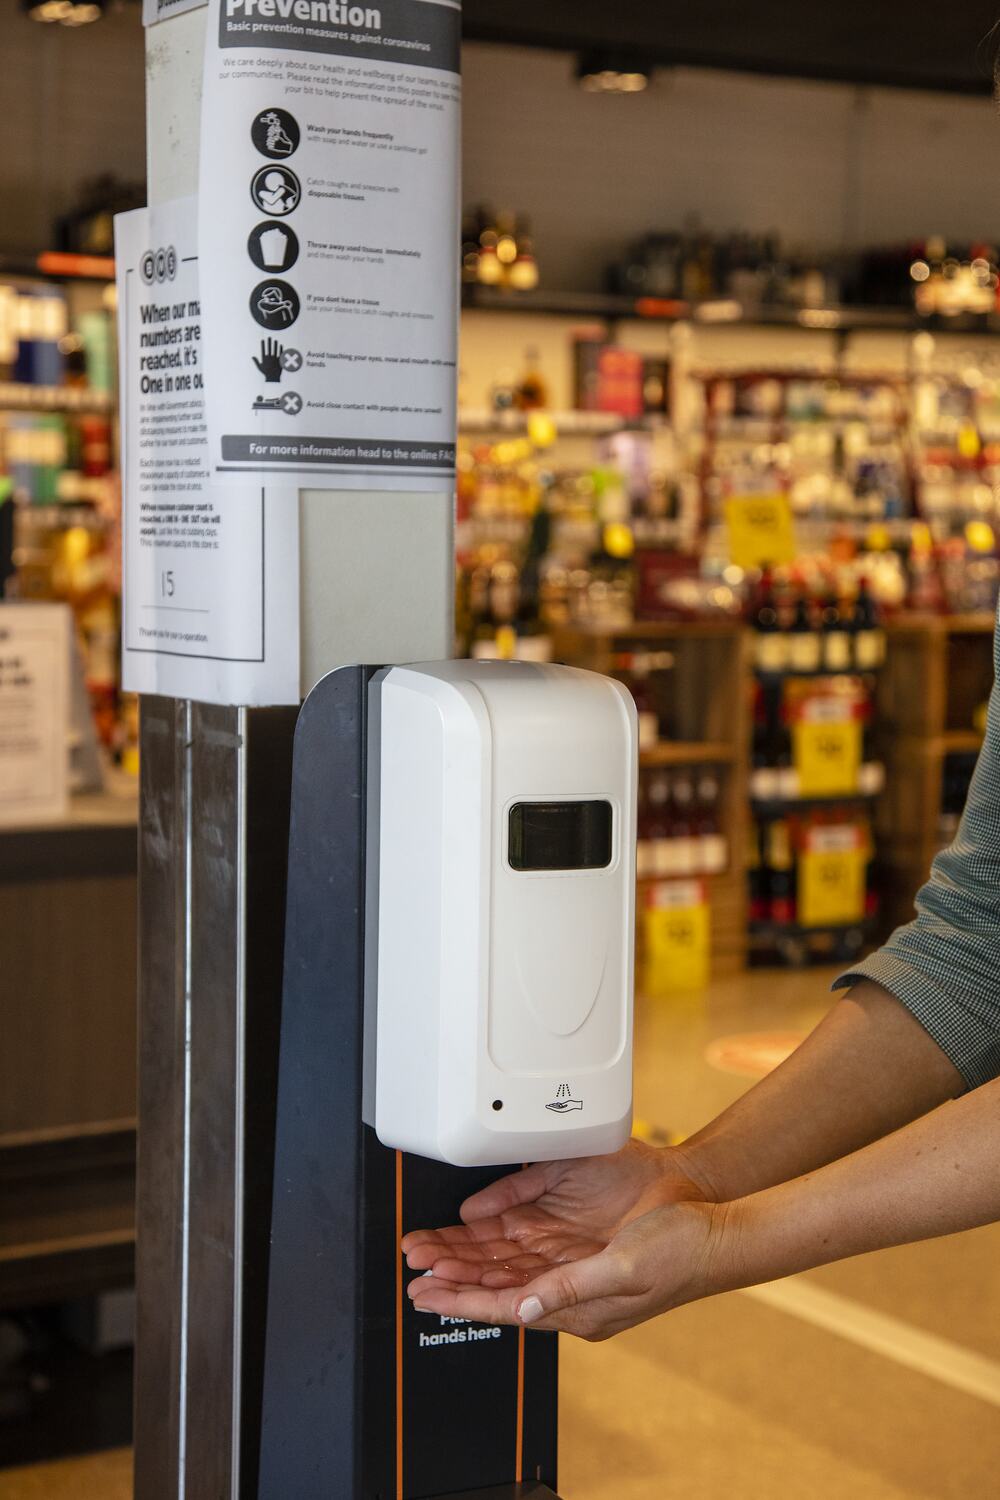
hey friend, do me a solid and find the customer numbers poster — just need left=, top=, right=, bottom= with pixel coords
left=115, top=197, right=300, bottom=705
left=199, top=0, right=461, bottom=488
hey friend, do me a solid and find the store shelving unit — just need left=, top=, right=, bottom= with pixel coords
left=462, top=283, right=1000, bottom=338
left=552, top=618, right=749, bottom=975
left=0, top=382, right=113, bottom=415
left=876, top=613, right=994, bottom=934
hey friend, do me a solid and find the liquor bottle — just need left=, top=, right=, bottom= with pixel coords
left=788, top=584, right=821, bottom=673
left=628, top=653, right=659, bottom=751
left=747, top=818, right=769, bottom=924
left=752, top=566, right=788, bottom=673
left=514, top=347, right=549, bottom=411
left=508, top=216, right=540, bottom=292
left=695, top=770, right=728, bottom=875
left=494, top=211, right=519, bottom=276
left=851, top=576, right=886, bottom=671
left=647, top=774, right=674, bottom=877
left=774, top=693, right=800, bottom=801
left=750, top=682, right=780, bottom=800
left=670, top=770, right=698, bottom=878
left=767, top=818, right=796, bottom=926
left=476, top=206, right=503, bottom=287
left=515, top=507, right=553, bottom=662
left=820, top=589, right=853, bottom=672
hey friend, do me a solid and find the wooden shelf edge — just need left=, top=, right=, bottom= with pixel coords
left=886, top=613, right=997, bottom=635
left=555, top=619, right=744, bottom=644
left=640, top=741, right=737, bottom=766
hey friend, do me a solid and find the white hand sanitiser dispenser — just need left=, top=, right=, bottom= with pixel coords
left=364, top=660, right=637, bottom=1167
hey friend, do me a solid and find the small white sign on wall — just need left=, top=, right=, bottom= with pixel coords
left=0, top=603, right=71, bottom=827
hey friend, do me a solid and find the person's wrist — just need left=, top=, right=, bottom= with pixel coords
left=661, top=1139, right=726, bottom=1204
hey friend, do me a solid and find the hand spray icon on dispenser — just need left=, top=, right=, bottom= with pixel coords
left=546, top=1082, right=584, bottom=1113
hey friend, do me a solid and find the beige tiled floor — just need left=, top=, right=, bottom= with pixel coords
left=5, top=966, right=1000, bottom=1497
left=560, top=967, right=1000, bottom=1498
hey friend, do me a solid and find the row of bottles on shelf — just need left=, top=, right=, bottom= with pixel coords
left=585, top=222, right=1000, bottom=317
left=462, top=206, right=539, bottom=292
left=0, top=284, right=114, bottom=391
left=748, top=811, right=878, bottom=931
left=605, top=226, right=835, bottom=308
left=637, top=768, right=728, bottom=880
left=0, top=281, right=115, bottom=509
left=751, top=568, right=886, bottom=674
left=751, top=674, right=885, bottom=802
left=854, top=239, right=1000, bottom=318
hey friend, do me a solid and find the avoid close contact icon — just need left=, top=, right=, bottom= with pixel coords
left=252, top=389, right=302, bottom=416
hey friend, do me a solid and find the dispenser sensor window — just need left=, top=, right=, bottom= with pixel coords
left=508, top=799, right=613, bottom=872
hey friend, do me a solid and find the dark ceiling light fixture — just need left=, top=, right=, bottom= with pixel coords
left=576, top=51, right=651, bottom=94
left=23, top=0, right=106, bottom=24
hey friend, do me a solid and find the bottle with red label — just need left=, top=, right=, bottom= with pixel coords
left=767, top=818, right=796, bottom=926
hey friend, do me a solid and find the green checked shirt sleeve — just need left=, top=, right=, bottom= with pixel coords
left=834, top=606, right=1000, bottom=1090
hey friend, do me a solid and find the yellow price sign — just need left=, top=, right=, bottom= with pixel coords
left=793, top=717, right=861, bottom=796
left=724, top=493, right=796, bottom=569
left=798, top=847, right=866, bottom=928
left=641, top=881, right=710, bottom=993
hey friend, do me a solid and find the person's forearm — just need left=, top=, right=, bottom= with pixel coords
left=673, top=980, right=963, bottom=1201
left=701, top=1072, right=1000, bottom=1296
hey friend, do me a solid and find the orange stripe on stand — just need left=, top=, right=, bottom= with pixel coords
left=395, top=1149, right=404, bottom=1500
left=515, top=1324, right=525, bottom=1481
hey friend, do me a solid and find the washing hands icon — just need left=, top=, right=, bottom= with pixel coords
left=546, top=1083, right=583, bottom=1113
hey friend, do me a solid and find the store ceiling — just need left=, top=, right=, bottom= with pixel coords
left=462, top=1, right=1000, bottom=96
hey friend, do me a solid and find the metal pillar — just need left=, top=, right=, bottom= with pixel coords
left=137, top=9, right=455, bottom=1499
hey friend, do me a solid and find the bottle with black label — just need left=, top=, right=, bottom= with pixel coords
left=788, top=585, right=822, bottom=673
left=851, top=576, right=886, bottom=671
left=753, top=565, right=788, bottom=674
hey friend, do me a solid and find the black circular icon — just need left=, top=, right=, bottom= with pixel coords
left=250, top=165, right=301, bottom=218
left=247, top=221, right=299, bottom=274
left=251, top=107, right=300, bottom=160
left=140, top=246, right=177, bottom=284
left=250, top=279, right=300, bottom=331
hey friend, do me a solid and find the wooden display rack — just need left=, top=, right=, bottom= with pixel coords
left=552, top=620, right=750, bottom=976
left=876, top=613, right=994, bottom=934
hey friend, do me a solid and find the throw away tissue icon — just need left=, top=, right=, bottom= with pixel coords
left=259, top=226, right=292, bottom=269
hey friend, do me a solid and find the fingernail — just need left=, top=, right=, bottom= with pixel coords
left=518, top=1296, right=544, bottom=1325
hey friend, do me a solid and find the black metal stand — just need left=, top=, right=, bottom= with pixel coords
left=257, top=667, right=559, bottom=1499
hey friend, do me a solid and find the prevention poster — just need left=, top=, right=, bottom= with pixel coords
left=198, top=0, right=461, bottom=488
